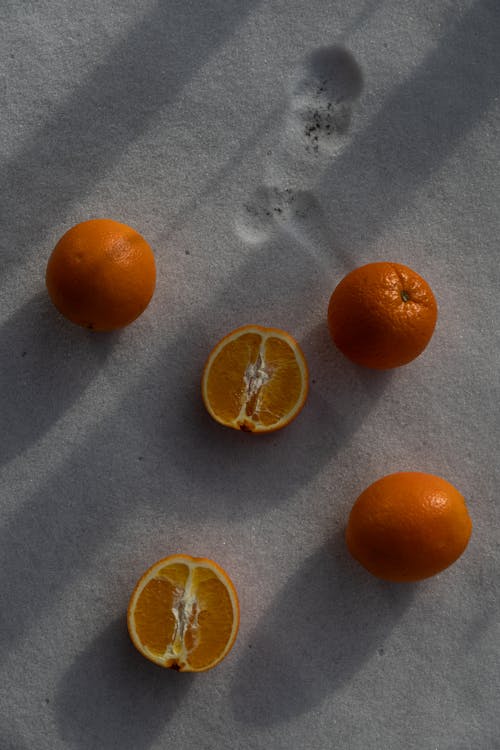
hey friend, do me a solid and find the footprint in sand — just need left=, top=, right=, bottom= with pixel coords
left=290, top=45, right=363, bottom=157
left=236, top=186, right=325, bottom=245
left=237, top=46, right=363, bottom=244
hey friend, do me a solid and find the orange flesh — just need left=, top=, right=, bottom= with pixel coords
left=133, top=578, right=178, bottom=656
left=129, top=559, right=238, bottom=671
left=206, top=333, right=262, bottom=424
left=188, top=573, right=234, bottom=670
left=259, top=337, right=304, bottom=426
left=203, top=327, right=307, bottom=432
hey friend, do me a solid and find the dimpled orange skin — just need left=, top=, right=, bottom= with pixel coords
left=327, top=262, right=438, bottom=369
left=346, top=472, right=472, bottom=582
left=46, top=219, right=156, bottom=331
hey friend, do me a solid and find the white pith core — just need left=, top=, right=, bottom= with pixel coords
left=237, top=338, right=271, bottom=423
left=244, top=354, right=270, bottom=396
left=168, top=592, right=199, bottom=660
left=162, top=566, right=199, bottom=664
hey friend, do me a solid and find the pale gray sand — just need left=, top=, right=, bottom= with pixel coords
left=1, top=1, right=499, bottom=748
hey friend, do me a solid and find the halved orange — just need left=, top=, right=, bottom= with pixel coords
left=127, top=555, right=239, bottom=672
left=201, top=325, right=309, bottom=432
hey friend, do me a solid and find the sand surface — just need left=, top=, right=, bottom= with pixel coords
left=1, top=2, right=499, bottom=748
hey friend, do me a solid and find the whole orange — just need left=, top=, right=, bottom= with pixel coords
left=46, top=219, right=156, bottom=331
left=327, top=262, right=437, bottom=369
left=346, top=472, right=472, bottom=582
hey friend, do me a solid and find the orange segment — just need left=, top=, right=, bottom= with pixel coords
left=259, top=336, right=305, bottom=427
left=132, top=578, right=178, bottom=656
left=205, top=332, right=262, bottom=424
left=127, top=555, right=239, bottom=672
left=188, top=570, right=236, bottom=670
left=202, top=325, right=309, bottom=433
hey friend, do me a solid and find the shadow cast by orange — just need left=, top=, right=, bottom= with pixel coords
left=55, top=617, right=194, bottom=750
left=0, top=292, right=116, bottom=466
left=231, top=536, right=415, bottom=726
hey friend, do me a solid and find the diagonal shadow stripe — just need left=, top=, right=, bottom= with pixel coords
left=0, top=0, right=259, bottom=269
left=318, top=0, right=500, bottom=246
